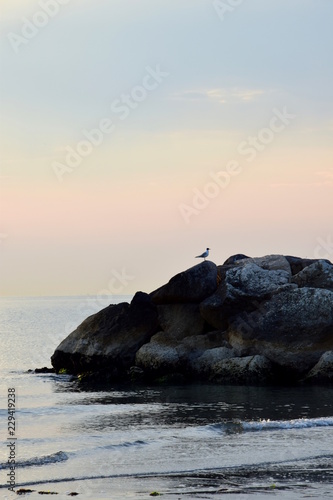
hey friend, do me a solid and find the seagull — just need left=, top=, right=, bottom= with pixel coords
left=195, top=248, right=210, bottom=261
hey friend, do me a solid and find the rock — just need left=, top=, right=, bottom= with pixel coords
left=157, top=303, right=207, bottom=339
left=128, top=365, right=145, bottom=382
left=50, top=253, right=333, bottom=386
left=191, top=346, right=238, bottom=377
left=181, top=330, right=229, bottom=353
left=135, top=332, right=184, bottom=374
left=228, top=287, right=333, bottom=374
left=223, top=263, right=290, bottom=298
left=237, top=254, right=291, bottom=274
left=209, top=355, right=276, bottom=384
left=51, top=292, right=159, bottom=375
left=285, top=255, right=331, bottom=275
left=200, top=263, right=290, bottom=329
left=150, top=261, right=217, bottom=304
left=303, top=351, right=333, bottom=383
left=222, top=254, right=291, bottom=274
left=291, top=260, right=333, bottom=291
left=223, top=254, right=250, bottom=265
left=136, top=331, right=229, bottom=377
left=34, top=367, right=55, bottom=374
left=199, top=292, right=229, bottom=330
left=134, top=303, right=212, bottom=376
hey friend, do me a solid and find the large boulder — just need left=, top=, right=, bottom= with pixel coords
left=223, top=254, right=249, bottom=265
left=229, top=254, right=292, bottom=274
left=221, top=262, right=290, bottom=299
left=208, top=355, right=276, bottom=384
left=200, top=262, right=290, bottom=329
left=291, top=260, right=333, bottom=291
left=303, top=351, right=333, bottom=383
left=135, top=331, right=229, bottom=377
left=51, top=292, right=159, bottom=375
left=135, top=332, right=184, bottom=374
left=227, top=287, right=333, bottom=373
left=285, top=255, right=331, bottom=275
left=157, top=303, right=207, bottom=339
left=190, top=345, right=238, bottom=377
left=150, top=261, right=217, bottom=304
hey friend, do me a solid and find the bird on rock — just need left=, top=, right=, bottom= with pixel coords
left=195, top=248, right=210, bottom=261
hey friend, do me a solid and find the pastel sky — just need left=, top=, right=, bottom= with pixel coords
left=0, top=0, right=332, bottom=297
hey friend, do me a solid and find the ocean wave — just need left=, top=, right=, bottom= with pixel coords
left=242, top=416, right=333, bottom=431
left=0, top=450, right=68, bottom=470
left=207, top=416, right=333, bottom=434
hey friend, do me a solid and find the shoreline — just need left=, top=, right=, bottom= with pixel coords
left=6, top=456, right=333, bottom=500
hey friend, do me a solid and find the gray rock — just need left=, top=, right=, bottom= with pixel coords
left=223, top=254, right=250, bottom=265
left=224, top=263, right=290, bottom=297
left=200, top=263, right=290, bottom=329
left=304, top=351, right=333, bottom=383
left=285, top=255, right=331, bottom=275
left=209, top=355, right=275, bottom=384
left=157, top=303, right=207, bottom=340
left=135, top=333, right=184, bottom=374
left=199, top=292, right=229, bottom=330
left=191, top=346, right=238, bottom=376
left=291, top=260, right=333, bottom=291
left=236, top=254, right=292, bottom=274
left=136, top=330, right=229, bottom=376
left=181, top=330, right=229, bottom=355
left=228, top=287, right=333, bottom=373
left=51, top=292, right=159, bottom=375
left=150, top=261, right=217, bottom=304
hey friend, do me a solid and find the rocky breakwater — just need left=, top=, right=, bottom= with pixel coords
left=51, top=255, right=333, bottom=385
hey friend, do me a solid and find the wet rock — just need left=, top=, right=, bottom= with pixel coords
left=34, top=367, right=55, bottom=374
left=209, top=355, right=276, bottom=384
left=191, top=346, right=238, bottom=377
left=136, top=331, right=229, bottom=377
left=135, top=332, right=183, bottom=374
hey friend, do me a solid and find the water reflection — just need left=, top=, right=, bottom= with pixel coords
left=49, top=379, right=333, bottom=435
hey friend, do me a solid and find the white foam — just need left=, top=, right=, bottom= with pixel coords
left=241, top=416, right=333, bottom=432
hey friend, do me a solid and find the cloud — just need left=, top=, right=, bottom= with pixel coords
left=173, top=87, right=267, bottom=104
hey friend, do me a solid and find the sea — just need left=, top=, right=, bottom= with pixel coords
left=0, top=296, right=333, bottom=500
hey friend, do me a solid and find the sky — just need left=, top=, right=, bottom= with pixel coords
left=0, top=0, right=332, bottom=297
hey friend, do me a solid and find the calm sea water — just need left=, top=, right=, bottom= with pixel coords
left=0, top=296, right=333, bottom=499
